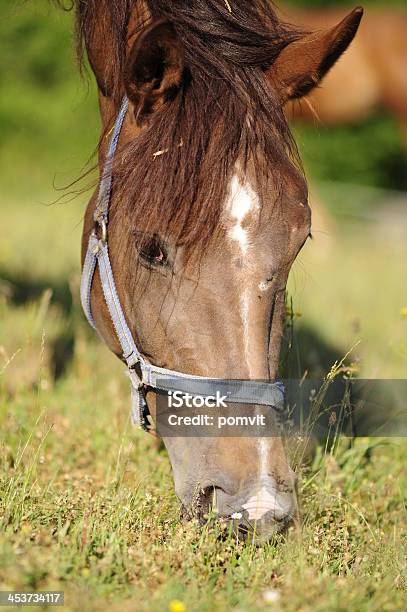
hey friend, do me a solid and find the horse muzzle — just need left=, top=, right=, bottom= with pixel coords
left=195, top=476, right=298, bottom=542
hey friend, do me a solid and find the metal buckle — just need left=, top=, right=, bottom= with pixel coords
left=100, top=219, right=107, bottom=245
left=94, top=218, right=107, bottom=245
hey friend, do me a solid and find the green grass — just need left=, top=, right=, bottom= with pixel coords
left=1, top=348, right=406, bottom=610
left=1, top=1, right=407, bottom=610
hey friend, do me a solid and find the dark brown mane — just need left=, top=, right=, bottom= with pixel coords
left=61, top=1, right=306, bottom=251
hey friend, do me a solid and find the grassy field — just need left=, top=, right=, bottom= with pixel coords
left=1, top=1, right=407, bottom=610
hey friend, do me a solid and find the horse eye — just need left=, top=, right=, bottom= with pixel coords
left=137, top=234, right=168, bottom=266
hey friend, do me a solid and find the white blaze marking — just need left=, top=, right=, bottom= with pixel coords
left=226, top=173, right=260, bottom=373
left=241, top=287, right=251, bottom=370
left=242, top=486, right=284, bottom=521
left=259, top=438, right=269, bottom=480
left=226, top=174, right=285, bottom=522
left=241, top=440, right=281, bottom=521
left=228, top=174, right=259, bottom=256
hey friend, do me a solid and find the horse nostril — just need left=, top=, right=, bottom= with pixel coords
left=197, top=480, right=237, bottom=519
left=199, top=475, right=236, bottom=505
left=197, top=485, right=216, bottom=517
left=200, top=486, right=214, bottom=502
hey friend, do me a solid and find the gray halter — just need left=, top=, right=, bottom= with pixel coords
left=80, top=97, right=284, bottom=432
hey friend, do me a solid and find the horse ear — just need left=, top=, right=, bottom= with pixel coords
left=124, top=19, right=184, bottom=124
left=269, top=7, right=363, bottom=103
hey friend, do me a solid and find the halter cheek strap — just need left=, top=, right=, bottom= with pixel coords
left=80, top=96, right=285, bottom=433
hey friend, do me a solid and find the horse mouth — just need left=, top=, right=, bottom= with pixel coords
left=181, top=486, right=295, bottom=542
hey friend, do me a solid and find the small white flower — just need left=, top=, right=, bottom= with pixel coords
left=263, top=589, right=281, bottom=604
left=231, top=512, right=242, bottom=520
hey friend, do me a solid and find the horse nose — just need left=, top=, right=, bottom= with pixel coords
left=236, top=507, right=295, bottom=542
left=216, top=483, right=297, bottom=541
left=237, top=502, right=297, bottom=542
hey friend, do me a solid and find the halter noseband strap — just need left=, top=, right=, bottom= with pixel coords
left=80, top=97, right=285, bottom=433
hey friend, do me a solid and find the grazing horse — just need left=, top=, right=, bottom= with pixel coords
left=284, top=6, right=407, bottom=149
left=67, top=0, right=362, bottom=541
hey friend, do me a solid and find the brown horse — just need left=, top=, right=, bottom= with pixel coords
left=63, top=0, right=362, bottom=541
left=284, top=6, right=407, bottom=147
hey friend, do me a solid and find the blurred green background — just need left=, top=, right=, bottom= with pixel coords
left=0, top=0, right=99, bottom=199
